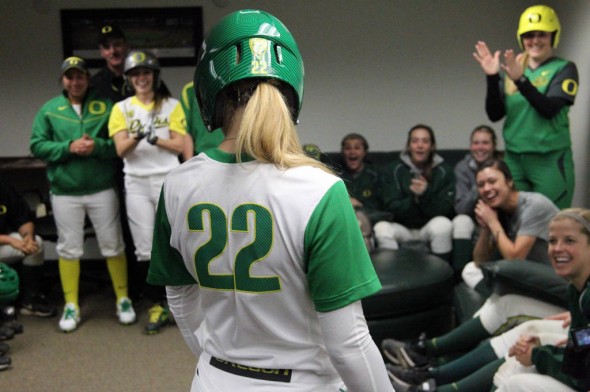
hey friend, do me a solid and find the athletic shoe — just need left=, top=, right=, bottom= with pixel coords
left=0, top=342, right=9, bottom=356
left=388, top=371, right=436, bottom=392
left=2, top=320, right=23, bottom=335
left=0, top=355, right=11, bottom=371
left=385, top=363, right=432, bottom=385
left=20, top=294, right=57, bottom=318
left=381, top=334, right=431, bottom=368
left=0, top=326, right=14, bottom=341
left=0, top=305, right=23, bottom=334
left=145, top=303, right=170, bottom=335
left=117, top=297, right=136, bottom=325
left=59, top=303, right=80, bottom=333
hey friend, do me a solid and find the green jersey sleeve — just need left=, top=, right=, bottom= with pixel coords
left=148, top=188, right=198, bottom=286
left=304, top=180, right=382, bottom=312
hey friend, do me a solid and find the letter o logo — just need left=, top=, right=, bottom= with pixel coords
left=562, top=79, right=578, bottom=96
left=88, top=100, right=107, bottom=115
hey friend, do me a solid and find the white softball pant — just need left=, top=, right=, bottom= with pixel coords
left=489, top=319, right=568, bottom=358
left=495, top=370, right=576, bottom=392
left=51, top=188, right=124, bottom=259
left=0, top=233, right=44, bottom=266
left=124, top=173, right=166, bottom=261
left=373, top=216, right=452, bottom=254
left=476, top=293, right=567, bottom=335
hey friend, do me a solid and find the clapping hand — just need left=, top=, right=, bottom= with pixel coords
left=473, top=41, right=501, bottom=75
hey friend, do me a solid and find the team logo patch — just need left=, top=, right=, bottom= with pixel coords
left=0, top=204, right=6, bottom=215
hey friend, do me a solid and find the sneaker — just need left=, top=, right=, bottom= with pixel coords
left=20, top=295, right=57, bottom=318
left=2, top=320, right=23, bottom=335
left=59, top=303, right=80, bottom=333
left=117, top=297, right=136, bottom=325
left=0, top=326, right=14, bottom=341
left=0, top=355, right=10, bottom=371
left=0, top=305, right=23, bottom=334
left=388, top=372, right=436, bottom=392
left=385, top=363, right=432, bottom=385
left=145, top=303, right=170, bottom=335
left=381, top=334, right=430, bottom=368
left=0, top=342, right=9, bottom=356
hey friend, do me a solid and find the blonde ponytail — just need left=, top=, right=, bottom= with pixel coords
left=235, top=81, right=331, bottom=174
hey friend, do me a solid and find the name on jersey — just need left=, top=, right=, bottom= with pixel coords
left=210, top=356, right=292, bottom=383
left=127, top=115, right=169, bottom=133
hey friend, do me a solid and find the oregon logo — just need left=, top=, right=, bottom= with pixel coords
left=528, top=13, right=541, bottom=24
left=362, top=189, right=373, bottom=198
left=0, top=205, right=6, bottom=215
left=562, top=79, right=578, bottom=96
left=101, top=25, right=113, bottom=34
left=65, top=56, right=84, bottom=66
left=131, top=52, right=146, bottom=63
left=88, top=100, right=107, bottom=114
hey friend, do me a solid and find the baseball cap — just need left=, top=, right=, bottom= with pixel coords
left=61, top=56, right=88, bottom=75
left=98, top=24, right=126, bottom=46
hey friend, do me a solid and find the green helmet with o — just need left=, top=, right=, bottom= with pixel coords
left=194, top=9, right=304, bottom=131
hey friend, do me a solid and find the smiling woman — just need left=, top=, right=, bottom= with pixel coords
left=374, top=124, right=455, bottom=262
left=473, top=5, right=579, bottom=210
left=460, top=158, right=559, bottom=294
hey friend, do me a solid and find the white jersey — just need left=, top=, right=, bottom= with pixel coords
left=108, top=96, right=186, bottom=177
left=149, top=149, right=381, bottom=388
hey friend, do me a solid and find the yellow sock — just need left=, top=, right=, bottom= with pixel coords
left=59, top=258, right=80, bottom=308
left=106, top=253, right=129, bottom=301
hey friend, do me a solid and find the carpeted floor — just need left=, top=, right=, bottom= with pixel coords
left=1, top=280, right=196, bottom=392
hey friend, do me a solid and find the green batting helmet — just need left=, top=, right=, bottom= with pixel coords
left=0, top=263, right=19, bottom=304
left=194, top=9, right=304, bottom=131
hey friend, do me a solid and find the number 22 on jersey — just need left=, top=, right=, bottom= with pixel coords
left=188, top=203, right=280, bottom=294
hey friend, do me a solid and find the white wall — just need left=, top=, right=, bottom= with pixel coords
left=1, top=0, right=587, bottom=204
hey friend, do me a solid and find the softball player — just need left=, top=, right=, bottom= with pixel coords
left=109, top=50, right=186, bottom=334
left=463, top=159, right=558, bottom=292
left=451, top=125, right=499, bottom=274
left=373, top=125, right=455, bottom=262
left=30, top=57, right=134, bottom=332
left=494, top=209, right=590, bottom=392
left=148, top=9, right=392, bottom=392
left=473, top=5, right=578, bottom=209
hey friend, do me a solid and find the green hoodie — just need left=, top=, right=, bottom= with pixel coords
left=382, top=152, right=455, bottom=228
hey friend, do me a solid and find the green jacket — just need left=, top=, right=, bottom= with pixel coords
left=180, top=82, right=224, bottom=154
left=382, top=152, right=455, bottom=228
left=340, top=162, right=392, bottom=224
left=30, top=90, right=118, bottom=196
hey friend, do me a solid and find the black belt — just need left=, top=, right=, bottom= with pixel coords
left=210, top=356, right=292, bottom=383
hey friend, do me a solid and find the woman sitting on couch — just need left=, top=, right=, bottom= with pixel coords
left=374, top=124, right=455, bottom=262
left=463, top=158, right=558, bottom=295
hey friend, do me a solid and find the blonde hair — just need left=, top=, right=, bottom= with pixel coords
left=231, top=81, right=331, bottom=174
left=552, top=208, right=590, bottom=241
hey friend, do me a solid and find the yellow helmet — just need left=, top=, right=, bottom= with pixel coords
left=517, top=5, right=561, bottom=49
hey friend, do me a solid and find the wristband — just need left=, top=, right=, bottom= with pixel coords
left=515, top=75, right=527, bottom=87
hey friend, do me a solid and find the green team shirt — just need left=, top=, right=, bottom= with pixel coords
left=180, top=82, right=224, bottom=154
left=30, top=90, right=117, bottom=195
left=503, top=57, right=578, bottom=153
left=149, top=148, right=381, bottom=374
